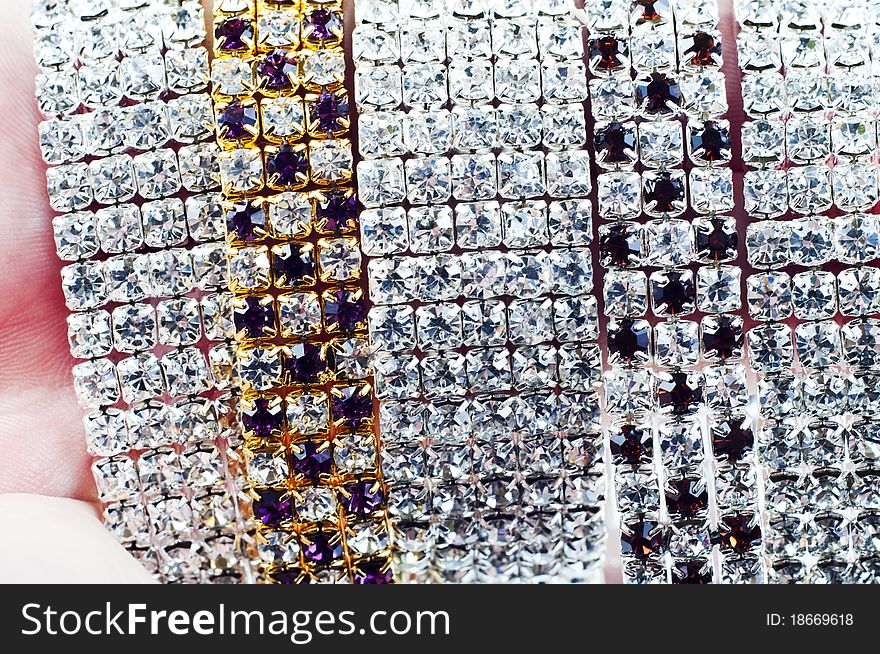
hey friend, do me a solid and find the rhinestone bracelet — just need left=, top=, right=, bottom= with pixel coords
left=212, top=0, right=394, bottom=584
left=587, top=0, right=761, bottom=583
left=737, top=0, right=880, bottom=583
left=354, top=0, right=605, bottom=583
left=32, top=0, right=252, bottom=583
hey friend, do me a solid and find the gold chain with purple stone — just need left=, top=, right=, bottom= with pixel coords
left=211, top=0, right=393, bottom=584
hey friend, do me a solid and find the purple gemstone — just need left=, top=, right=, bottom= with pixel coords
left=354, top=562, right=393, bottom=585
left=273, top=244, right=313, bottom=287
left=317, top=191, right=358, bottom=233
left=325, top=289, right=367, bottom=332
left=234, top=296, right=275, bottom=338
left=289, top=441, right=333, bottom=480
left=225, top=200, right=266, bottom=241
left=266, top=145, right=309, bottom=187
left=257, top=50, right=297, bottom=90
left=310, top=92, right=348, bottom=134
left=215, top=17, right=253, bottom=51
left=343, top=482, right=384, bottom=517
left=285, top=342, right=329, bottom=384
left=332, top=386, right=372, bottom=429
left=305, top=9, right=337, bottom=41
left=253, top=489, right=292, bottom=528
left=241, top=398, right=283, bottom=437
left=302, top=532, right=341, bottom=565
left=271, top=568, right=306, bottom=584
left=218, top=101, right=258, bottom=141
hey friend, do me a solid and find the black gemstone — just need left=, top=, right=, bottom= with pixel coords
left=272, top=244, right=314, bottom=288
left=666, top=478, right=709, bottom=517
left=691, top=120, right=731, bottom=163
left=656, top=371, right=703, bottom=416
left=621, top=520, right=664, bottom=559
left=636, top=72, right=682, bottom=116
left=608, top=319, right=651, bottom=364
left=712, top=418, right=754, bottom=462
left=683, top=31, right=722, bottom=67
left=595, top=121, right=636, bottom=166
left=672, top=561, right=713, bottom=584
left=719, top=514, right=762, bottom=554
left=610, top=423, right=652, bottom=465
left=600, top=222, right=642, bottom=268
left=696, top=217, right=738, bottom=262
left=643, top=171, right=685, bottom=215
left=652, top=271, right=695, bottom=315
left=234, top=296, right=276, bottom=339
left=589, top=35, right=628, bottom=71
left=284, top=342, right=331, bottom=384
left=702, top=314, right=743, bottom=360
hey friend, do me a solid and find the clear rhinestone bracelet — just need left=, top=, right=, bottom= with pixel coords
left=737, top=0, right=880, bottom=584
left=354, top=0, right=606, bottom=583
left=31, top=0, right=253, bottom=583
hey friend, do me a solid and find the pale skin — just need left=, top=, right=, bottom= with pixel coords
left=0, top=0, right=742, bottom=582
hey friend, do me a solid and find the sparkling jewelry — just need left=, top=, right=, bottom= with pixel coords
left=737, top=0, right=880, bottom=584
left=213, top=0, right=393, bottom=584
left=33, top=0, right=252, bottom=583
left=354, top=0, right=605, bottom=583
left=587, top=0, right=762, bottom=584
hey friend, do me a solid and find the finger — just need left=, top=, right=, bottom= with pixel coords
left=0, top=494, right=154, bottom=583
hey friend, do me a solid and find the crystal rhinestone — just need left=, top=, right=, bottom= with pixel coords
left=741, top=118, right=784, bottom=167
left=792, top=270, right=837, bottom=319
left=746, top=221, right=791, bottom=270
left=697, top=265, right=741, bottom=313
left=631, top=24, right=676, bottom=71
left=610, top=422, right=652, bottom=466
left=638, top=120, right=683, bottom=169
left=598, top=172, right=641, bottom=219
left=607, top=319, right=651, bottom=365
left=747, top=272, right=792, bottom=322
left=635, top=72, right=682, bottom=117
left=795, top=320, right=840, bottom=369
left=654, top=319, right=700, bottom=367
left=604, top=368, right=652, bottom=415
left=747, top=323, right=793, bottom=372
left=604, top=270, right=648, bottom=317
left=589, top=75, right=634, bottom=121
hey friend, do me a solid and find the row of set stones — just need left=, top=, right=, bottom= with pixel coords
left=212, top=0, right=394, bottom=584
left=32, top=0, right=252, bottom=583
left=586, top=0, right=762, bottom=584
left=354, top=0, right=606, bottom=582
left=737, top=0, right=880, bottom=584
